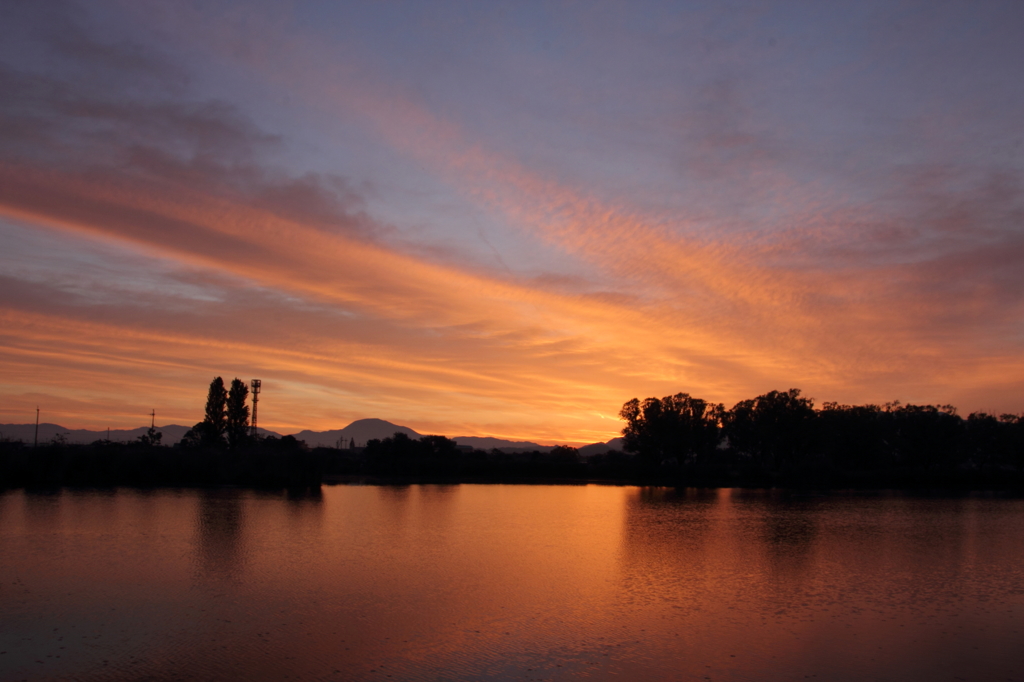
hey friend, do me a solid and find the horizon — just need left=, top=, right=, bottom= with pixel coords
left=7, top=388, right=1015, bottom=450
left=0, top=415, right=595, bottom=447
left=2, top=2, right=1023, bottom=443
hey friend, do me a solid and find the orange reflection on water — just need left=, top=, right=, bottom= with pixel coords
left=1, top=486, right=1023, bottom=681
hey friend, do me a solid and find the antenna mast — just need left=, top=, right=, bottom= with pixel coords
left=250, top=379, right=261, bottom=438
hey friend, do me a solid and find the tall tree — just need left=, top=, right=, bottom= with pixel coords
left=202, top=376, right=228, bottom=447
left=226, top=378, right=250, bottom=449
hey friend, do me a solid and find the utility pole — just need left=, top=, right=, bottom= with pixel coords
left=34, top=407, right=39, bottom=448
left=151, top=409, right=155, bottom=429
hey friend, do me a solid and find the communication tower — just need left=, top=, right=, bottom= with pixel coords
left=250, top=379, right=261, bottom=438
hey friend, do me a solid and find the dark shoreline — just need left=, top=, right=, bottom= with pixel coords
left=7, top=480, right=1024, bottom=499
left=323, top=472, right=1024, bottom=491
left=4, top=438, right=1023, bottom=493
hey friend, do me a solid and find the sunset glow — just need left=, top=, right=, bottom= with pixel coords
left=2, top=2, right=1022, bottom=442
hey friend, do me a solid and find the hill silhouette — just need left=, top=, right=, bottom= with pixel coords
left=292, top=418, right=422, bottom=448
left=1, top=419, right=604, bottom=452
left=0, top=423, right=280, bottom=446
left=450, top=436, right=553, bottom=453
left=578, top=437, right=626, bottom=458
left=0, top=423, right=196, bottom=445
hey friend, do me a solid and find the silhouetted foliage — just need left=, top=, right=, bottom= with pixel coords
left=875, top=402, right=954, bottom=470
left=194, top=376, right=228, bottom=448
left=0, top=432, right=320, bottom=490
left=365, top=432, right=462, bottom=475
left=620, top=393, right=724, bottom=467
left=181, top=421, right=218, bottom=450
left=816, top=402, right=890, bottom=471
left=3, top=382, right=1023, bottom=491
left=548, top=445, right=581, bottom=463
left=1002, top=414, right=1024, bottom=472
left=722, top=389, right=815, bottom=473
left=226, top=378, right=250, bottom=450
left=611, top=389, right=1024, bottom=487
left=138, top=425, right=162, bottom=447
left=965, top=412, right=1002, bottom=474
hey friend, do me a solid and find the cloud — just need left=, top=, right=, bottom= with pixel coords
left=0, top=6, right=375, bottom=243
left=330, top=61, right=1024, bottom=409
left=2, top=1, right=1023, bottom=438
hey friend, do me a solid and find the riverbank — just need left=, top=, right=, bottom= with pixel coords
left=4, top=439, right=1023, bottom=491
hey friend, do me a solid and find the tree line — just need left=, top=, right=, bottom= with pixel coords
left=0, top=377, right=318, bottom=489
left=2, top=381, right=1023, bottom=489
left=618, top=389, right=1024, bottom=481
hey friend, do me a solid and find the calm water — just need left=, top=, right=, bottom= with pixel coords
left=1, top=486, right=1022, bottom=682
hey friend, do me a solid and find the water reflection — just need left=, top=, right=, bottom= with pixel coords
left=376, top=484, right=413, bottom=527
left=753, top=492, right=822, bottom=581
left=194, top=490, right=246, bottom=578
left=1, top=486, right=1022, bottom=682
left=21, top=490, right=63, bottom=531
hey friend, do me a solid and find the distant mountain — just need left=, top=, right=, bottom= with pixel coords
left=0, top=419, right=420, bottom=448
left=0, top=419, right=624, bottom=455
left=294, top=422, right=572, bottom=453
left=448, top=435, right=626, bottom=455
left=292, top=418, right=422, bottom=448
left=578, top=437, right=626, bottom=458
left=450, top=436, right=553, bottom=453
left=289, top=421, right=568, bottom=453
left=0, top=423, right=198, bottom=445
left=0, top=423, right=284, bottom=445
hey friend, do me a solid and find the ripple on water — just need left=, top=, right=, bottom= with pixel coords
left=1, top=487, right=1023, bottom=681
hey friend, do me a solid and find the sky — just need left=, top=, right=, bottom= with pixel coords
left=1, top=0, right=1022, bottom=444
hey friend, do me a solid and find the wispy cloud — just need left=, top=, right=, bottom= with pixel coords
left=2, top=1, right=1022, bottom=439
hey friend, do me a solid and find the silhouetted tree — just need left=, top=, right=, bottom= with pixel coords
left=723, top=388, right=815, bottom=472
left=816, top=402, right=889, bottom=471
left=226, top=378, right=250, bottom=450
left=179, top=424, right=204, bottom=449
left=205, top=377, right=227, bottom=426
left=138, top=425, right=163, bottom=447
left=364, top=433, right=463, bottom=474
left=197, top=376, right=228, bottom=448
left=885, top=403, right=961, bottom=469
left=548, top=444, right=581, bottom=463
left=620, top=393, right=723, bottom=466
left=964, top=412, right=1001, bottom=473
left=1001, top=414, right=1024, bottom=471
left=418, top=434, right=460, bottom=458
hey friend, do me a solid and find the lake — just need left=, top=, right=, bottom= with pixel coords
left=1, top=485, right=1022, bottom=681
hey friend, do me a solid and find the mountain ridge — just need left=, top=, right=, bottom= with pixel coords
left=0, top=419, right=625, bottom=454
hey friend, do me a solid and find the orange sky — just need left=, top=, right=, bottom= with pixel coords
left=2, top=2, right=1022, bottom=443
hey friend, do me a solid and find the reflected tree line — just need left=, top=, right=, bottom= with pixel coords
left=2, top=383, right=1023, bottom=488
